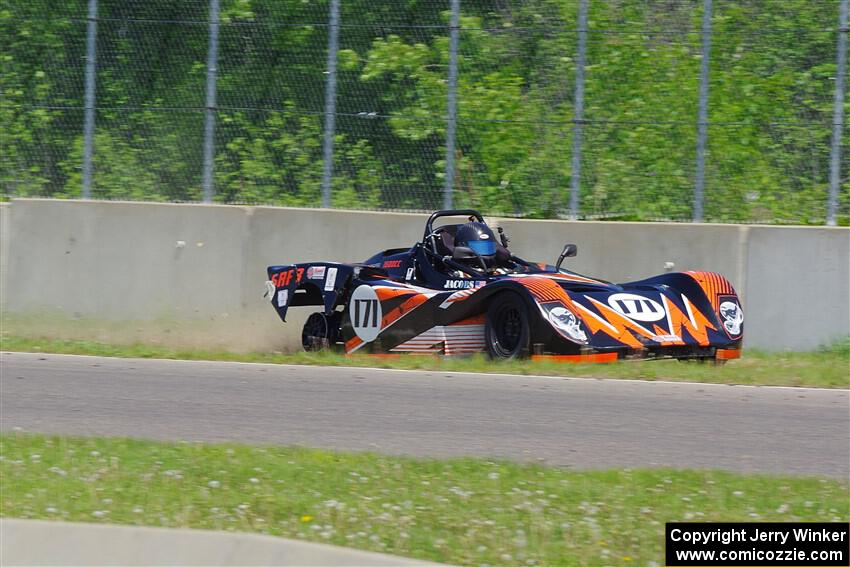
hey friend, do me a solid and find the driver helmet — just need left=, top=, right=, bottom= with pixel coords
left=455, top=221, right=497, bottom=266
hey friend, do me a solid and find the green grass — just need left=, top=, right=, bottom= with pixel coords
left=2, top=334, right=848, bottom=388
left=2, top=434, right=847, bottom=566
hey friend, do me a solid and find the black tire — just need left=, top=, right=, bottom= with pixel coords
left=302, top=312, right=338, bottom=351
left=485, top=292, right=531, bottom=360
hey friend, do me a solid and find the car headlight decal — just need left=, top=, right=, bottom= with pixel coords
left=547, top=306, right=588, bottom=343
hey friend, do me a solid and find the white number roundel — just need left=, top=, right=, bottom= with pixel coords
left=349, top=285, right=383, bottom=342
left=607, top=293, right=665, bottom=322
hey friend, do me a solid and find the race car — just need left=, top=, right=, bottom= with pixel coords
left=265, top=210, right=743, bottom=362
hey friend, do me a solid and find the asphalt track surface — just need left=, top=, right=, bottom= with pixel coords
left=1, top=352, right=848, bottom=478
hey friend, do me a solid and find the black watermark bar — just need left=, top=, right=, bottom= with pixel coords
left=666, top=523, right=849, bottom=566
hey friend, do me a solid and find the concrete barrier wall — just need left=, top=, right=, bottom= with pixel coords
left=744, top=226, right=850, bottom=350
left=1, top=202, right=10, bottom=311
left=498, top=218, right=747, bottom=291
left=3, top=199, right=848, bottom=351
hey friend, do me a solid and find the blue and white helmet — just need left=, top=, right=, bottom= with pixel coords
left=455, top=221, right=497, bottom=265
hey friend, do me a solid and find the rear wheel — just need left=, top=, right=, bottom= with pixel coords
left=302, top=312, right=338, bottom=351
left=485, top=293, right=531, bottom=360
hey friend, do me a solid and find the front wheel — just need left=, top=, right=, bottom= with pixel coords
left=485, top=292, right=531, bottom=360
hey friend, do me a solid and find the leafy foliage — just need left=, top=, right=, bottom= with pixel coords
left=1, top=0, right=847, bottom=223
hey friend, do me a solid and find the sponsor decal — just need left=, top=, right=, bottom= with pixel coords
left=444, top=279, right=479, bottom=289
left=324, top=267, right=338, bottom=291
left=607, top=293, right=666, bottom=322
left=264, top=280, right=275, bottom=300
left=405, top=267, right=415, bottom=281
left=271, top=268, right=304, bottom=288
left=349, top=285, right=382, bottom=342
left=276, top=289, right=289, bottom=307
left=652, top=334, right=681, bottom=343
left=719, top=299, right=743, bottom=337
left=307, top=266, right=326, bottom=279
left=382, top=259, right=402, bottom=269
left=547, top=306, right=587, bottom=342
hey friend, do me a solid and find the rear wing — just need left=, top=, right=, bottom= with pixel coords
left=266, top=262, right=354, bottom=322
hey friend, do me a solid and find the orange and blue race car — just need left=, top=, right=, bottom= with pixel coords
left=266, top=210, right=743, bottom=362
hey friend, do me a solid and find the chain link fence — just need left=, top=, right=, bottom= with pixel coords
left=2, top=0, right=847, bottom=224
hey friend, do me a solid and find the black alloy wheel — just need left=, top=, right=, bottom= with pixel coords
left=302, top=312, right=333, bottom=351
left=485, top=292, right=531, bottom=360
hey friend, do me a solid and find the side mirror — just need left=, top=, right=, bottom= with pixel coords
left=555, top=243, right=578, bottom=271
left=497, top=226, right=510, bottom=248
left=452, top=246, right=478, bottom=261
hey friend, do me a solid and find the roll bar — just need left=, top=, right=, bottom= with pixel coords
left=423, top=209, right=485, bottom=247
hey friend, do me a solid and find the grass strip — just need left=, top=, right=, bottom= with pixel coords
left=2, top=335, right=848, bottom=388
left=2, top=434, right=848, bottom=566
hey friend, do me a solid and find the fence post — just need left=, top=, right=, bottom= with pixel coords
left=443, top=0, right=460, bottom=210
left=81, top=0, right=97, bottom=199
left=568, top=0, right=588, bottom=219
left=693, top=0, right=712, bottom=222
left=828, top=0, right=848, bottom=226
left=201, top=0, right=220, bottom=203
left=321, top=0, right=341, bottom=209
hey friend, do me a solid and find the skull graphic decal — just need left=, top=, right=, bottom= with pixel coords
left=719, top=300, right=743, bottom=337
left=548, top=306, right=588, bottom=343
